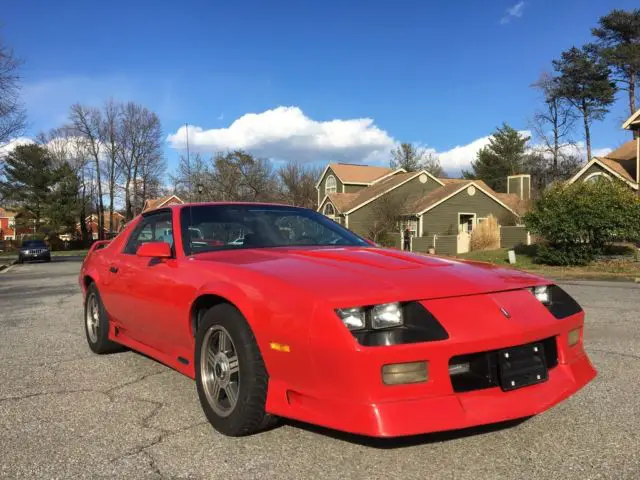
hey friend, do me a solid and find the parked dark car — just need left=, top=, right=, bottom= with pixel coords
left=17, top=240, right=51, bottom=263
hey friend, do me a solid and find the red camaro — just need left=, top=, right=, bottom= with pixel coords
left=79, top=203, right=596, bottom=437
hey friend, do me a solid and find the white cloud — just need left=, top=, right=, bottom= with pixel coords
left=166, top=106, right=396, bottom=164
left=431, top=133, right=611, bottom=175
left=430, top=130, right=531, bottom=174
left=0, top=137, right=34, bottom=158
left=500, top=1, right=526, bottom=24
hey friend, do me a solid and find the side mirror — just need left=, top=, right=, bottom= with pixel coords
left=136, top=241, right=172, bottom=258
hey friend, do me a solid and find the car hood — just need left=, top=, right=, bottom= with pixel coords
left=193, top=246, right=547, bottom=305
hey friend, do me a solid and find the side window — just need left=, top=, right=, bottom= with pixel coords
left=123, top=212, right=173, bottom=255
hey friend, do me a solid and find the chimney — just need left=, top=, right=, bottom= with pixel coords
left=507, top=174, right=531, bottom=200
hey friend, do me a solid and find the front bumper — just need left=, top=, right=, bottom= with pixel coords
left=268, top=288, right=597, bottom=437
left=305, top=353, right=595, bottom=437
left=19, top=252, right=51, bottom=261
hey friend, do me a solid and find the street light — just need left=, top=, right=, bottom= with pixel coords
left=197, top=184, right=204, bottom=201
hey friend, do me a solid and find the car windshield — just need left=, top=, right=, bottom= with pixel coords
left=180, top=205, right=369, bottom=255
left=22, top=240, right=46, bottom=248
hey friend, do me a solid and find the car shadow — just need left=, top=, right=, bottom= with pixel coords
left=283, top=416, right=532, bottom=448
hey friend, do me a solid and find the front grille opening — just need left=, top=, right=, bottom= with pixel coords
left=449, top=337, right=558, bottom=393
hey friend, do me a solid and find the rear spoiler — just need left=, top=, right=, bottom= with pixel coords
left=88, top=240, right=111, bottom=253
left=83, top=240, right=112, bottom=265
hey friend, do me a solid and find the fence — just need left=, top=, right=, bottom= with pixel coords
left=500, top=226, right=530, bottom=249
left=381, top=226, right=531, bottom=255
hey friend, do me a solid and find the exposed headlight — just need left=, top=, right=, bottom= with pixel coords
left=336, top=302, right=404, bottom=331
left=531, top=285, right=551, bottom=304
left=23, top=250, right=29, bottom=254
left=371, top=302, right=403, bottom=329
left=529, top=284, right=582, bottom=319
left=335, top=307, right=366, bottom=331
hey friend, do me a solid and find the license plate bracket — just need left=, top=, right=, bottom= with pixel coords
left=498, top=342, right=548, bottom=391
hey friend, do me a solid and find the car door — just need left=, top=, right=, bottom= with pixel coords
left=104, top=210, right=184, bottom=350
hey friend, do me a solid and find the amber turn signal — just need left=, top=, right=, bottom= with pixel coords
left=568, top=328, right=581, bottom=346
left=382, top=361, right=428, bottom=385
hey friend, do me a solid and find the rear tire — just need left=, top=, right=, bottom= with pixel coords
left=195, top=303, right=278, bottom=436
left=84, top=283, right=124, bottom=354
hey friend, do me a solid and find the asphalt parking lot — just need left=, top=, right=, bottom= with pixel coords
left=0, top=259, right=639, bottom=479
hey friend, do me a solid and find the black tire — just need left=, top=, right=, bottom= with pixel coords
left=17, top=256, right=23, bottom=264
left=195, top=303, right=278, bottom=436
left=84, top=283, right=124, bottom=354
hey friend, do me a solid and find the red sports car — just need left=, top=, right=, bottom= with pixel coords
left=79, top=202, right=596, bottom=437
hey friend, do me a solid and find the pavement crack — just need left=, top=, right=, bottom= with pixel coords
left=0, top=388, right=103, bottom=403
left=103, top=370, right=168, bottom=398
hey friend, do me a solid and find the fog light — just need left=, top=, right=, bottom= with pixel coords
left=568, top=328, right=581, bottom=346
left=448, top=362, right=470, bottom=375
left=381, top=361, right=428, bottom=385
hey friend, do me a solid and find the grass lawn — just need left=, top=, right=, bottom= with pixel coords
left=452, top=245, right=640, bottom=281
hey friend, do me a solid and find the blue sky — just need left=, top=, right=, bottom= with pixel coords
left=3, top=0, right=637, bottom=174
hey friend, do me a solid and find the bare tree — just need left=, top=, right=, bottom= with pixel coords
left=366, top=195, right=406, bottom=244
left=68, top=104, right=106, bottom=239
left=530, top=72, right=577, bottom=179
left=171, top=152, right=211, bottom=201
left=278, top=161, right=322, bottom=209
left=211, top=150, right=277, bottom=202
left=101, top=100, right=122, bottom=236
left=0, top=35, right=26, bottom=146
left=422, top=152, right=445, bottom=178
left=117, top=102, right=163, bottom=219
left=135, top=151, right=167, bottom=212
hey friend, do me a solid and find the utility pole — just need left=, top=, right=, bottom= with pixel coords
left=185, top=123, right=192, bottom=201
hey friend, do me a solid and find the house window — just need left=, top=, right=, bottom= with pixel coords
left=458, top=213, right=476, bottom=234
left=325, top=175, right=337, bottom=194
left=398, top=218, right=418, bottom=236
left=477, top=217, right=488, bottom=224
left=584, top=172, right=611, bottom=183
left=323, top=203, right=337, bottom=221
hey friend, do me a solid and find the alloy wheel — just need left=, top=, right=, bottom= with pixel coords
left=201, top=325, right=240, bottom=417
left=86, top=293, right=100, bottom=343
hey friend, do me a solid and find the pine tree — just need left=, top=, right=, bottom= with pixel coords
left=553, top=47, right=616, bottom=161
left=462, top=123, right=530, bottom=192
left=0, top=144, right=57, bottom=232
left=592, top=9, right=640, bottom=124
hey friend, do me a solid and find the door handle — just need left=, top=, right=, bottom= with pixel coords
left=109, top=266, right=119, bottom=273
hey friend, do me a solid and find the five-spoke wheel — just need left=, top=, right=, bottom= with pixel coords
left=195, top=303, right=278, bottom=436
left=201, top=326, right=240, bottom=417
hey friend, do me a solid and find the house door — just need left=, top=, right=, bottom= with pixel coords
left=457, top=231, right=470, bottom=254
left=458, top=213, right=476, bottom=234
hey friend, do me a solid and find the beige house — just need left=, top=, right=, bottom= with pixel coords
left=317, top=163, right=529, bottom=255
left=142, top=194, right=184, bottom=212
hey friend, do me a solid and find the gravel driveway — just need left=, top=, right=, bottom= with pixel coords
left=1, top=259, right=638, bottom=479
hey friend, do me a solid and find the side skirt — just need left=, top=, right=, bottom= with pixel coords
left=109, top=327, right=196, bottom=379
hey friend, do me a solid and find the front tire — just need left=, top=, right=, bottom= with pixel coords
left=84, top=283, right=123, bottom=354
left=195, top=303, right=278, bottom=436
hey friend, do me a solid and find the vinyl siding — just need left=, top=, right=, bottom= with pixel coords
left=344, top=184, right=367, bottom=194
left=508, top=177, right=521, bottom=197
left=577, top=163, right=608, bottom=181
left=421, top=188, right=518, bottom=236
left=347, top=175, right=441, bottom=237
left=317, top=167, right=344, bottom=206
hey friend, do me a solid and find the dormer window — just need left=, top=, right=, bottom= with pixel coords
left=325, top=175, right=337, bottom=194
